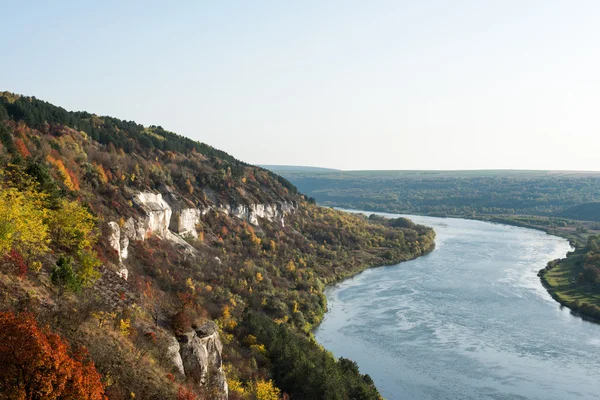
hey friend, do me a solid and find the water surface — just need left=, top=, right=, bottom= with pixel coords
left=314, top=214, right=600, bottom=399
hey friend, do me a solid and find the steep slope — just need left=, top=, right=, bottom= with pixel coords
left=0, top=92, right=435, bottom=399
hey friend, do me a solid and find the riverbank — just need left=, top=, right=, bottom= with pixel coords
left=314, top=214, right=597, bottom=400
left=310, top=214, right=436, bottom=329
left=538, top=246, right=600, bottom=323
left=336, top=207, right=600, bottom=324
left=471, top=215, right=600, bottom=322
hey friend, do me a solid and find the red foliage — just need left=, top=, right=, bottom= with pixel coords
left=67, top=168, right=81, bottom=191
left=0, top=312, right=107, bottom=399
left=177, top=385, right=200, bottom=400
left=5, top=249, right=27, bottom=277
left=172, top=311, right=192, bottom=336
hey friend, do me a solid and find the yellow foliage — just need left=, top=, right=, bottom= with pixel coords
left=228, top=379, right=246, bottom=395
left=92, top=311, right=116, bottom=328
left=244, top=334, right=257, bottom=345
left=186, top=277, right=195, bottom=291
left=47, top=199, right=97, bottom=252
left=0, top=186, right=49, bottom=257
left=224, top=320, right=237, bottom=331
left=77, top=249, right=102, bottom=287
left=93, top=163, right=108, bottom=184
left=286, top=260, right=295, bottom=272
left=120, top=318, right=131, bottom=336
left=256, top=272, right=263, bottom=282
left=250, top=343, right=266, bottom=355
left=222, top=305, right=231, bottom=320
left=253, top=379, right=281, bottom=400
left=254, top=236, right=262, bottom=246
left=30, top=261, right=42, bottom=274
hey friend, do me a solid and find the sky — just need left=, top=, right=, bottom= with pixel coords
left=2, top=1, right=600, bottom=171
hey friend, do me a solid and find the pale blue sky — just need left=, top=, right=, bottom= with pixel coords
left=2, top=1, right=600, bottom=170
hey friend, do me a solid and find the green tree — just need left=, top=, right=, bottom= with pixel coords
left=51, top=256, right=81, bottom=296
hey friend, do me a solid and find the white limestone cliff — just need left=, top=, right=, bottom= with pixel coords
left=167, top=336, right=186, bottom=376
left=170, top=201, right=297, bottom=238
left=108, top=192, right=296, bottom=281
left=177, top=322, right=228, bottom=399
left=107, top=221, right=122, bottom=261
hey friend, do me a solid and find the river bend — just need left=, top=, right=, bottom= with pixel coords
left=315, top=214, right=600, bottom=400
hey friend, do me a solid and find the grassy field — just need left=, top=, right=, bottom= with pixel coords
left=542, top=251, right=600, bottom=304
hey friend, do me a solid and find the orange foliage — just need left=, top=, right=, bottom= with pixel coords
left=93, top=163, right=109, bottom=184
left=47, top=155, right=78, bottom=191
left=67, top=169, right=81, bottom=191
left=0, top=312, right=107, bottom=400
left=14, top=138, right=31, bottom=158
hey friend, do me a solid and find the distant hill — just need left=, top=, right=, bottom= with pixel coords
left=274, top=168, right=600, bottom=217
left=557, top=202, right=600, bottom=222
left=260, top=165, right=341, bottom=173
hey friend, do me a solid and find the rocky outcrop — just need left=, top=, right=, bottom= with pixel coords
left=107, top=192, right=296, bottom=281
left=218, top=201, right=297, bottom=227
left=176, top=322, right=228, bottom=399
left=170, top=199, right=297, bottom=238
left=248, top=201, right=296, bottom=226
left=107, top=221, right=122, bottom=261
left=167, top=336, right=186, bottom=376
left=107, top=221, right=129, bottom=279
left=169, top=207, right=209, bottom=239
left=127, top=192, right=172, bottom=240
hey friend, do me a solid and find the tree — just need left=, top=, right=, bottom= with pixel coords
left=141, top=280, right=165, bottom=328
left=0, top=185, right=49, bottom=260
left=47, top=199, right=97, bottom=252
left=51, top=256, right=81, bottom=296
left=77, top=249, right=102, bottom=287
left=253, top=379, right=281, bottom=400
left=0, top=311, right=107, bottom=399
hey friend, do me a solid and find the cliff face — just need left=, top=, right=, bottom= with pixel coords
left=104, top=192, right=296, bottom=396
left=108, top=191, right=297, bottom=277
left=168, top=322, right=228, bottom=399
left=170, top=201, right=298, bottom=238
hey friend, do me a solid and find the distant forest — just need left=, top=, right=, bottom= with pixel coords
left=270, top=169, right=600, bottom=218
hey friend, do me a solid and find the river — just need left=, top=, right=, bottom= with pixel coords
left=314, top=213, right=600, bottom=400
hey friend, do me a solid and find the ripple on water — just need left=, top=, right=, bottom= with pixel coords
left=315, top=214, right=598, bottom=400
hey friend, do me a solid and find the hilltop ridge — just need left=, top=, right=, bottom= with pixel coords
left=0, top=92, right=435, bottom=399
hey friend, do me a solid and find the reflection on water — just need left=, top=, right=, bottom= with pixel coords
left=315, top=214, right=599, bottom=400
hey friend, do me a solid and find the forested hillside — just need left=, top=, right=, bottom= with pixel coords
left=0, top=92, right=435, bottom=399
left=270, top=169, right=600, bottom=217
left=557, top=202, right=600, bottom=222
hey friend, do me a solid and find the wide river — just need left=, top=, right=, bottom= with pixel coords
left=314, top=213, right=600, bottom=400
